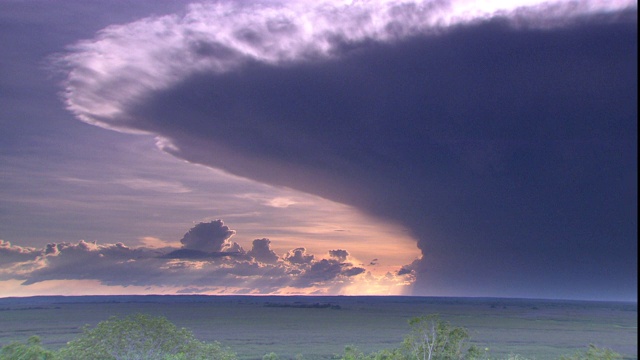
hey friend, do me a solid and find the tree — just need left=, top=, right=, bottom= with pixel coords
left=339, top=344, right=407, bottom=360
left=263, top=352, right=280, bottom=360
left=0, top=335, right=56, bottom=360
left=341, top=345, right=374, bottom=360
left=338, top=316, right=482, bottom=360
left=57, top=313, right=236, bottom=360
left=401, top=315, right=476, bottom=360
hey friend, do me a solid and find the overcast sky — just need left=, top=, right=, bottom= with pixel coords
left=0, top=0, right=637, bottom=301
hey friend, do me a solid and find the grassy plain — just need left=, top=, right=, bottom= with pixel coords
left=0, top=296, right=636, bottom=360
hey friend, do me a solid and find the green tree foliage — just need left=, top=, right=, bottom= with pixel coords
left=57, top=313, right=236, bottom=360
left=341, top=345, right=373, bottom=360
left=558, top=344, right=622, bottom=360
left=263, top=352, right=281, bottom=360
left=339, top=316, right=481, bottom=360
left=0, top=336, right=56, bottom=360
left=400, top=315, right=477, bottom=360
left=340, top=345, right=404, bottom=360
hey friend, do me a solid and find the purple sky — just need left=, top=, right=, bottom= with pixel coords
left=0, top=0, right=637, bottom=301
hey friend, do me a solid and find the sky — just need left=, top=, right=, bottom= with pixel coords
left=0, top=0, right=637, bottom=301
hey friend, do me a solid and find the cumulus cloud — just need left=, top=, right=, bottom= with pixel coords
left=295, top=259, right=366, bottom=287
left=398, top=259, right=421, bottom=276
left=18, top=240, right=164, bottom=286
left=179, top=220, right=237, bottom=253
left=162, top=248, right=240, bottom=260
left=284, top=247, right=314, bottom=265
left=343, top=267, right=366, bottom=277
left=329, top=249, right=349, bottom=262
left=247, top=238, right=279, bottom=264
left=0, top=241, right=48, bottom=278
left=0, top=240, right=43, bottom=265
left=2, top=221, right=404, bottom=294
left=57, top=0, right=638, bottom=296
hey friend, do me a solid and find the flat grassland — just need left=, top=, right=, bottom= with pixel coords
left=0, top=296, right=636, bottom=360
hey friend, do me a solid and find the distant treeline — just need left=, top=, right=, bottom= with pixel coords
left=0, top=306, right=61, bottom=312
left=263, top=302, right=341, bottom=309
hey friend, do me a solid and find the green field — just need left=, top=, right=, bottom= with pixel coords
left=0, top=296, right=636, bottom=359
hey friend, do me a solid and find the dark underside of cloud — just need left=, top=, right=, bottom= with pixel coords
left=122, top=16, right=637, bottom=297
left=162, top=249, right=242, bottom=259
left=63, top=8, right=637, bottom=298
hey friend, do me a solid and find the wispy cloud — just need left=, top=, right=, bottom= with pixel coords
left=113, top=177, right=192, bottom=193
left=138, top=236, right=181, bottom=249
left=59, top=0, right=635, bottom=133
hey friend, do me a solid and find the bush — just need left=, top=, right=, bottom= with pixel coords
left=263, top=352, right=280, bottom=360
left=338, top=316, right=482, bottom=360
left=0, top=336, right=56, bottom=360
left=57, top=313, right=236, bottom=360
left=401, top=315, right=478, bottom=360
left=558, top=344, right=622, bottom=360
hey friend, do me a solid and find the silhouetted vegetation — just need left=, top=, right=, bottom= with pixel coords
left=264, top=302, right=341, bottom=309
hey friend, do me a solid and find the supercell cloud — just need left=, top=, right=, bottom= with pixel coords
left=57, top=0, right=637, bottom=298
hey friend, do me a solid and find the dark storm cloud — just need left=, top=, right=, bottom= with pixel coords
left=60, top=1, right=637, bottom=298
left=137, top=19, right=639, bottom=297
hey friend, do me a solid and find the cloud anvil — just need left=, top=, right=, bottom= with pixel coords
left=1, top=0, right=637, bottom=300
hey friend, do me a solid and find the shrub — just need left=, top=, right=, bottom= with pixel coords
left=401, top=315, right=477, bottom=360
left=0, top=336, right=56, bottom=360
left=558, top=344, right=622, bottom=360
left=57, top=313, right=236, bottom=360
